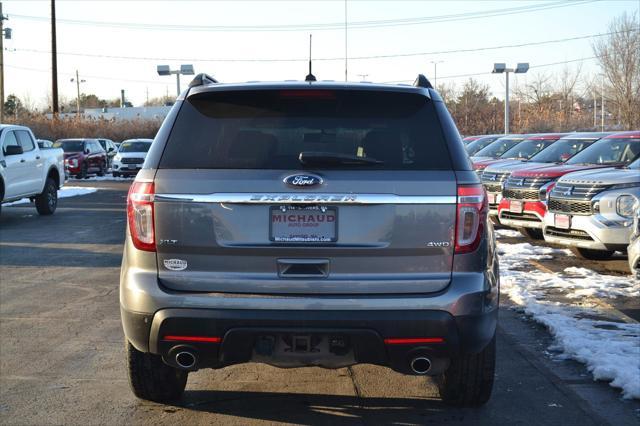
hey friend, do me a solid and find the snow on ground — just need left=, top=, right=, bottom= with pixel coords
left=3, top=186, right=99, bottom=206
left=68, top=175, right=132, bottom=182
left=496, top=229, right=640, bottom=399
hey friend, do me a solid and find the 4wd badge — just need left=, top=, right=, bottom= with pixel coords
left=163, top=259, right=188, bottom=271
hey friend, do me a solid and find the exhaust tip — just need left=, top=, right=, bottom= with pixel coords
left=175, top=351, right=196, bottom=369
left=410, top=357, right=432, bottom=375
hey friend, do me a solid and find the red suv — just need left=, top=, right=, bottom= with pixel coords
left=54, top=138, right=108, bottom=179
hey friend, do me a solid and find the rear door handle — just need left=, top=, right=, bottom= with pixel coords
left=36, top=156, right=41, bottom=160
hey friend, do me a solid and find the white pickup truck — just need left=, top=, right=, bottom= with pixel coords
left=0, top=124, right=65, bottom=215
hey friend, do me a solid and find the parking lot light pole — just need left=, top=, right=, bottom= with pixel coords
left=430, top=60, right=443, bottom=88
left=157, top=64, right=195, bottom=97
left=492, top=63, right=529, bottom=134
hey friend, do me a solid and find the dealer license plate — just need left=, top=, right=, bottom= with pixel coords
left=270, top=206, right=337, bottom=243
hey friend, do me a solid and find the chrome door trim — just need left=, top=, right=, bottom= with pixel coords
left=154, top=193, right=456, bottom=205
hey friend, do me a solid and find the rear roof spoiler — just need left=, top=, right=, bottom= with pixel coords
left=413, top=74, right=433, bottom=89
left=188, top=73, right=219, bottom=88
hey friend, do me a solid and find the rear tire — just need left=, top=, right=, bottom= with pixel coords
left=519, top=227, right=544, bottom=240
left=437, top=335, right=496, bottom=406
left=126, top=341, right=188, bottom=403
left=571, top=247, right=614, bottom=260
left=113, top=172, right=120, bottom=178
left=35, top=178, right=58, bottom=216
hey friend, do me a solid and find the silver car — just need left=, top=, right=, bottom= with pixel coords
left=628, top=204, right=640, bottom=278
left=543, top=146, right=640, bottom=260
left=119, top=74, right=499, bottom=406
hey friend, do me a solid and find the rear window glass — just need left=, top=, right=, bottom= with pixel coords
left=473, top=138, right=523, bottom=158
left=159, top=89, right=452, bottom=170
left=566, top=138, right=640, bottom=165
left=119, top=141, right=152, bottom=153
left=500, top=138, right=556, bottom=159
left=54, top=140, right=84, bottom=152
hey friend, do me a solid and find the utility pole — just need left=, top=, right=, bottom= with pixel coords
left=344, top=0, right=348, bottom=82
left=0, top=2, right=8, bottom=123
left=593, top=94, right=596, bottom=128
left=51, top=0, right=59, bottom=115
left=70, top=70, right=85, bottom=117
left=0, top=2, right=4, bottom=123
left=601, top=75, right=605, bottom=131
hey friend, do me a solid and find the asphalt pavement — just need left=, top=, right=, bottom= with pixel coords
left=0, top=181, right=638, bottom=425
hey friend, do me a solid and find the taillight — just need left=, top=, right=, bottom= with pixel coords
left=455, top=185, right=487, bottom=254
left=127, top=181, right=155, bottom=252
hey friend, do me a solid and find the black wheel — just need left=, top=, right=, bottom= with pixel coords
left=126, top=341, right=187, bottom=403
left=97, top=162, right=106, bottom=177
left=113, top=172, right=120, bottom=178
left=35, top=178, right=58, bottom=216
left=519, top=228, right=544, bottom=240
left=437, top=335, right=496, bottom=406
left=76, top=162, right=88, bottom=179
left=571, top=247, right=614, bottom=260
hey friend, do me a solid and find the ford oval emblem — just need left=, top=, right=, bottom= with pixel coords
left=283, top=174, right=323, bottom=188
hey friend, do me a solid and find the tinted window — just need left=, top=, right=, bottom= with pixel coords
left=2, top=131, right=20, bottom=153
left=474, top=138, right=523, bottom=158
left=528, top=138, right=597, bottom=163
left=566, top=138, right=640, bottom=165
left=500, top=138, right=556, bottom=159
left=16, top=131, right=35, bottom=152
left=466, top=136, right=500, bottom=155
left=98, top=140, right=107, bottom=150
left=119, top=141, right=152, bottom=153
left=54, top=140, right=85, bottom=152
left=160, top=89, right=452, bottom=170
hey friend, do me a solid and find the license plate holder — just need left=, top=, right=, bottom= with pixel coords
left=510, top=200, right=523, bottom=213
left=555, top=213, right=571, bottom=229
left=127, top=164, right=137, bottom=169
left=270, top=206, right=337, bottom=243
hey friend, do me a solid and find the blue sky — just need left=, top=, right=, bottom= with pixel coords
left=3, top=0, right=638, bottom=108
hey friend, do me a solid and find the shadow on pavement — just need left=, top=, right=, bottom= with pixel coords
left=171, top=390, right=471, bottom=424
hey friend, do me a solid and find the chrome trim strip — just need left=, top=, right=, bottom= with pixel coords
left=154, top=193, right=456, bottom=205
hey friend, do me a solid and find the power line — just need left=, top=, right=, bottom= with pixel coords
left=8, top=56, right=602, bottom=87
left=9, top=1, right=596, bottom=32
left=8, top=30, right=630, bottom=63
left=384, top=56, right=601, bottom=83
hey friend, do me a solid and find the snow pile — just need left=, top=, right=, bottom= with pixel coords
left=4, top=186, right=98, bottom=206
left=496, top=230, right=640, bottom=399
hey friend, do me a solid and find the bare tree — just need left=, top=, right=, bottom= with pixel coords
left=592, top=12, right=640, bottom=129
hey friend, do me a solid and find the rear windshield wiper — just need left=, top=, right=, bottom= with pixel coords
left=298, top=151, right=384, bottom=166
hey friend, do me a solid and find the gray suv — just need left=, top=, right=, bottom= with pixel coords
left=120, top=74, right=499, bottom=406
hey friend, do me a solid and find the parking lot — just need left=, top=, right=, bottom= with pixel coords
left=1, top=180, right=638, bottom=425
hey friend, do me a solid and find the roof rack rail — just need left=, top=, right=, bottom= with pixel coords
left=413, top=74, right=433, bottom=89
left=188, top=73, right=219, bottom=88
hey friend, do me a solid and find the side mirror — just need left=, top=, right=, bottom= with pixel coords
left=4, top=145, right=24, bottom=156
left=108, top=147, right=114, bottom=152
left=84, top=148, right=90, bottom=154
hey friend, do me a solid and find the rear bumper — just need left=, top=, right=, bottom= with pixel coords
left=122, top=306, right=497, bottom=375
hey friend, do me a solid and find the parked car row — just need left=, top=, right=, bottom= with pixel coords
left=51, top=137, right=153, bottom=179
left=465, top=131, right=640, bottom=273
